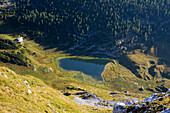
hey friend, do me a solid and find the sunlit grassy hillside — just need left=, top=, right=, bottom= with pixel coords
left=0, top=67, right=113, bottom=113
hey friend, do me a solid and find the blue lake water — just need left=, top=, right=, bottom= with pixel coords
left=59, top=58, right=110, bottom=80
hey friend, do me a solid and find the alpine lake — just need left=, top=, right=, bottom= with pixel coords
left=54, top=57, right=112, bottom=81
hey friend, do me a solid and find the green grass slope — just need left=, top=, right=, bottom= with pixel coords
left=102, top=60, right=170, bottom=93
left=0, top=67, right=82, bottom=113
left=0, top=67, right=113, bottom=113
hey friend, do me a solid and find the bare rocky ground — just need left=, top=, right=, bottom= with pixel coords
left=72, top=90, right=170, bottom=112
left=72, top=93, right=141, bottom=108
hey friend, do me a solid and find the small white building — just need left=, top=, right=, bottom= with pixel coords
left=15, top=36, right=24, bottom=44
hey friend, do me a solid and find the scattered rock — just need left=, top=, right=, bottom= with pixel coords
left=73, top=92, right=142, bottom=108
left=135, top=104, right=140, bottom=109
left=0, top=72, right=8, bottom=78
left=11, top=70, right=16, bottom=74
left=163, top=94, right=170, bottom=98
left=134, top=82, right=139, bottom=85
left=5, top=86, right=10, bottom=92
left=166, top=89, right=170, bottom=93
left=93, top=109, right=102, bottom=111
left=150, top=61, right=155, bottom=64
left=7, top=89, right=10, bottom=92
left=139, top=87, right=144, bottom=91
left=82, top=93, right=97, bottom=99
left=24, top=80, right=28, bottom=84
left=28, top=89, right=32, bottom=94
left=47, top=103, right=53, bottom=109
left=33, top=66, right=36, bottom=71
left=24, top=80, right=31, bottom=88
left=161, top=108, right=170, bottom=113
left=49, top=68, right=53, bottom=72
left=126, top=92, right=169, bottom=113
left=4, top=73, right=8, bottom=78
left=125, top=91, right=129, bottom=94
left=44, top=69, right=47, bottom=73
left=142, top=93, right=159, bottom=103
left=63, top=92, right=71, bottom=96
left=75, top=92, right=87, bottom=95
left=44, top=110, right=48, bottom=113
left=110, top=92, right=118, bottom=95
left=125, top=99, right=139, bottom=106
left=126, top=101, right=133, bottom=106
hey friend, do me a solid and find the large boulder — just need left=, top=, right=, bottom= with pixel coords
left=113, top=103, right=126, bottom=113
left=166, top=89, right=170, bottom=93
left=125, top=91, right=129, bottom=94
left=139, top=87, right=144, bottom=91
left=28, top=89, right=32, bottom=94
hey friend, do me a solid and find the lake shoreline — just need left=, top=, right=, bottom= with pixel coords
left=54, top=55, right=113, bottom=82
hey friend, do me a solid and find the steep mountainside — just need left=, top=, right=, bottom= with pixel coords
left=11, top=0, right=170, bottom=81
left=0, top=0, right=170, bottom=112
left=0, top=67, right=83, bottom=113
left=0, top=0, right=169, bottom=93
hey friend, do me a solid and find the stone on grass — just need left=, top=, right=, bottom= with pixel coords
left=125, top=91, right=129, bottom=94
left=28, top=89, right=32, bottom=94
left=4, top=73, right=8, bottom=78
left=110, top=92, right=118, bottom=95
left=166, top=89, right=170, bottom=93
left=139, top=87, right=144, bottom=91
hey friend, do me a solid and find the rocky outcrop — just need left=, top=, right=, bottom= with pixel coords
left=113, top=90, right=170, bottom=113
left=73, top=93, right=141, bottom=108
left=113, top=103, right=126, bottom=113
